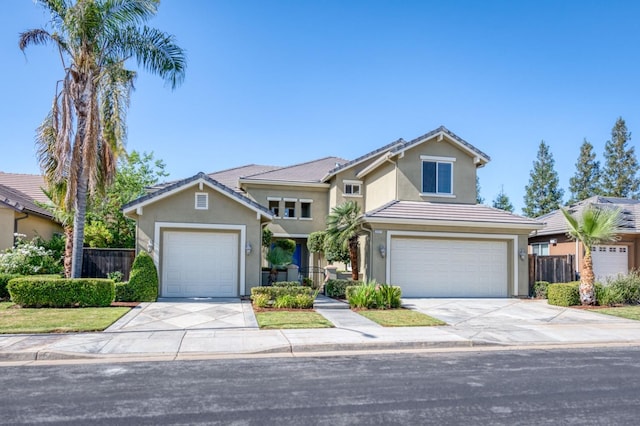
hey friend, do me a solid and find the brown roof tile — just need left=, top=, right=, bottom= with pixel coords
left=0, top=172, right=49, bottom=204
left=243, top=157, right=348, bottom=183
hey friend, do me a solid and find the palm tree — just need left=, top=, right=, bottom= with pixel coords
left=561, top=205, right=621, bottom=305
left=20, top=0, right=186, bottom=277
left=326, top=201, right=362, bottom=280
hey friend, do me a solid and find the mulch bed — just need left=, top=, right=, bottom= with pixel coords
left=111, top=301, right=140, bottom=308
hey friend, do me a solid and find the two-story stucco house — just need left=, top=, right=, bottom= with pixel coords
left=123, top=126, right=543, bottom=298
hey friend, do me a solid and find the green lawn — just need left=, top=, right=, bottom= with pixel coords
left=0, top=302, right=131, bottom=334
left=356, top=309, right=446, bottom=327
left=594, top=305, right=640, bottom=321
left=255, top=310, right=334, bottom=329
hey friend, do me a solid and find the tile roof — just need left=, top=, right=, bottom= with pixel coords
left=534, top=196, right=639, bottom=236
left=0, top=183, right=53, bottom=218
left=123, top=172, right=273, bottom=218
left=324, top=139, right=405, bottom=179
left=208, top=164, right=282, bottom=192
left=363, top=200, right=542, bottom=228
left=242, top=156, right=348, bottom=183
left=0, top=172, right=50, bottom=204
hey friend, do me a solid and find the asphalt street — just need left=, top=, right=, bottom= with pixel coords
left=2, top=346, right=640, bottom=425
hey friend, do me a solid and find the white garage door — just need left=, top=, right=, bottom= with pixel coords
left=162, top=231, right=239, bottom=297
left=592, top=245, right=628, bottom=281
left=390, top=238, right=508, bottom=297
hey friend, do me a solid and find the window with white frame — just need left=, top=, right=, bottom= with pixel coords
left=531, top=243, right=549, bottom=256
left=344, top=180, right=362, bottom=196
left=284, top=201, right=296, bottom=218
left=421, top=156, right=454, bottom=195
left=195, top=192, right=208, bottom=210
left=268, top=200, right=280, bottom=217
left=300, top=200, right=312, bottom=219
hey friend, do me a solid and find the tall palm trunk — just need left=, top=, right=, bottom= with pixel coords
left=63, top=225, right=73, bottom=278
left=349, top=237, right=359, bottom=281
left=580, top=252, right=596, bottom=305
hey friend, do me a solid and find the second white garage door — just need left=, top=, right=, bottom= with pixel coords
left=162, top=231, right=239, bottom=297
left=592, top=245, right=628, bottom=281
left=390, top=238, right=508, bottom=297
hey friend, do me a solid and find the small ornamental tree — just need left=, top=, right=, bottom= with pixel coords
left=127, top=251, right=158, bottom=302
left=326, top=201, right=362, bottom=280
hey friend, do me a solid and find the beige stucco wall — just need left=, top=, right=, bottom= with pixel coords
left=362, top=222, right=532, bottom=297
left=128, top=185, right=267, bottom=295
left=395, top=139, right=477, bottom=204
left=0, top=207, right=14, bottom=251
left=243, top=184, right=329, bottom=237
left=364, top=161, right=397, bottom=212
left=0, top=207, right=62, bottom=251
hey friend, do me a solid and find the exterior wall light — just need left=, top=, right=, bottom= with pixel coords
left=379, top=244, right=386, bottom=258
left=147, top=239, right=153, bottom=253
left=519, top=248, right=526, bottom=260
left=246, top=242, right=252, bottom=256
left=549, top=239, right=557, bottom=246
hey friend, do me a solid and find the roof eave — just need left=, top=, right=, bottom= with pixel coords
left=363, top=216, right=544, bottom=230
left=239, top=178, right=330, bottom=189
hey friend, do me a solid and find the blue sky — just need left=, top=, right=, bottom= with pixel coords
left=2, top=0, right=640, bottom=214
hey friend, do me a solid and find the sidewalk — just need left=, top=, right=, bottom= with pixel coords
left=1, top=296, right=640, bottom=363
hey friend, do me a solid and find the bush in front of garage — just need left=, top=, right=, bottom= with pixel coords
left=532, top=281, right=550, bottom=299
left=126, top=251, right=158, bottom=302
left=7, top=276, right=114, bottom=307
left=547, top=282, right=580, bottom=306
left=597, top=271, right=640, bottom=306
left=325, top=279, right=363, bottom=299
left=0, top=273, right=22, bottom=300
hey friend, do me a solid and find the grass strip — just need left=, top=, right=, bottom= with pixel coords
left=356, top=308, right=446, bottom=327
left=255, top=310, right=334, bottom=329
left=0, top=302, right=130, bottom=334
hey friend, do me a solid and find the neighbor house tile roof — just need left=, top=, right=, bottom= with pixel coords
left=0, top=172, right=50, bottom=204
left=0, top=183, right=53, bottom=218
left=534, top=196, right=639, bottom=236
left=242, top=156, right=348, bottom=183
left=364, top=200, right=543, bottom=228
left=208, top=164, right=282, bottom=192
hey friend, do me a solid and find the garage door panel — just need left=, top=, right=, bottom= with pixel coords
left=592, top=245, right=628, bottom=281
left=390, top=238, right=508, bottom=297
left=162, top=231, right=239, bottom=298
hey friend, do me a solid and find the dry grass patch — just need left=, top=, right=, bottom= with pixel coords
left=255, top=310, right=334, bottom=329
left=356, top=309, right=446, bottom=327
left=0, top=302, right=130, bottom=334
left=594, top=306, right=640, bottom=321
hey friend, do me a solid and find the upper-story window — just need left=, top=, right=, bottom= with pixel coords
left=284, top=200, right=296, bottom=218
left=344, top=180, right=362, bottom=197
left=421, top=155, right=455, bottom=196
left=268, top=199, right=280, bottom=217
left=300, top=199, right=312, bottom=219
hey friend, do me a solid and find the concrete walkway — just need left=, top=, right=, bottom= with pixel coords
left=1, top=297, right=640, bottom=363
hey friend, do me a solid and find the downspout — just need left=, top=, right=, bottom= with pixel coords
left=13, top=212, right=29, bottom=246
left=360, top=223, right=373, bottom=283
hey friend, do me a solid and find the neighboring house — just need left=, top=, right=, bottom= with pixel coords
left=0, top=172, right=62, bottom=251
left=123, top=126, right=543, bottom=298
left=529, top=196, right=640, bottom=281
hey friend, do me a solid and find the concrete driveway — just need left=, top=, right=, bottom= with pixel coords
left=105, top=298, right=259, bottom=332
left=403, top=298, right=640, bottom=345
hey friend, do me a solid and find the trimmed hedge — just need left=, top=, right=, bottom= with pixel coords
left=114, top=281, right=137, bottom=302
left=532, top=281, right=550, bottom=299
left=251, top=286, right=315, bottom=299
left=7, top=276, right=114, bottom=307
left=251, top=286, right=318, bottom=309
left=273, top=281, right=301, bottom=287
left=126, top=251, right=158, bottom=302
left=0, top=273, right=21, bottom=299
left=325, top=279, right=363, bottom=299
left=547, top=282, right=580, bottom=307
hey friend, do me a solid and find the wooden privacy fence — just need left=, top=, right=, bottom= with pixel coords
left=528, top=254, right=575, bottom=291
left=82, top=248, right=135, bottom=280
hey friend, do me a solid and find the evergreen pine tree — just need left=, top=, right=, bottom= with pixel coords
left=476, top=176, right=484, bottom=204
left=523, top=140, right=564, bottom=217
left=492, top=186, right=514, bottom=212
left=568, top=139, right=601, bottom=204
left=601, top=117, right=640, bottom=198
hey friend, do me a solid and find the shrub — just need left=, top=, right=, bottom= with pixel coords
left=294, top=293, right=316, bottom=309
left=533, top=281, right=550, bottom=299
left=0, top=273, right=21, bottom=299
left=251, top=293, right=270, bottom=308
left=251, top=286, right=315, bottom=299
left=114, top=281, right=137, bottom=302
left=273, top=281, right=300, bottom=287
left=7, top=276, right=114, bottom=307
left=107, top=271, right=124, bottom=283
left=127, top=251, right=158, bottom=302
left=598, top=271, right=640, bottom=306
left=325, top=279, right=362, bottom=299
left=273, top=294, right=297, bottom=309
left=0, top=235, right=63, bottom=275
left=346, top=282, right=402, bottom=309
left=547, top=282, right=580, bottom=307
